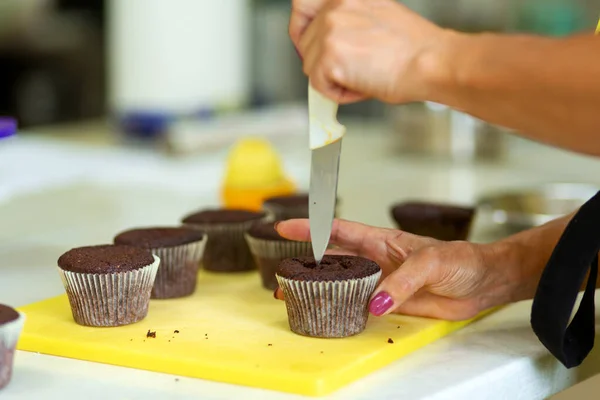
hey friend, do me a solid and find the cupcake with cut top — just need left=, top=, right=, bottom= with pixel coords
left=276, top=255, right=381, bottom=338
left=182, top=208, right=267, bottom=272
left=262, top=193, right=341, bottom=221
left=390, top=201, right=475, bottom=241
left=57, top=244, right=159, bottom=327
left=245, top=221, right=312, bottom=290
left=114, top=227, right=207, bottom=299
left=0, top=304, right=25, bottom=390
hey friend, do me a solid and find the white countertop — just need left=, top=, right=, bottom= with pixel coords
left=2, top=121, right=600, bottom=399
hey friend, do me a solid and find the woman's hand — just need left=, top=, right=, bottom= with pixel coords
left=274, top=218, right=520, bottom=321
left=290, top=0, right=448, bottom=104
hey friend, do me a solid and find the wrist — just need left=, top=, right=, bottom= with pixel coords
left=414, top=29, right=467, bottom=103
left=415, top=29, right=487, bottom=107
left=484, top=237, right=544, bottom=304
left=477, top=239, right=531, bottom=308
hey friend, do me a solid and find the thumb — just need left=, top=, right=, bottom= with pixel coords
left=368, top=247, right=440, bottom=316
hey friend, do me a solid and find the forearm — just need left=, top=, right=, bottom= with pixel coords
left=485, top=211, right=600, bottom=304
left=427, top=32, right=600, bottom=156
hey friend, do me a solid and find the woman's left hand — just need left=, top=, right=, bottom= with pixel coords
left=274, top=218, right=516, bottom=321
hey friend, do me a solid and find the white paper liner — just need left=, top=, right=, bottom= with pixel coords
left=58, top=255, right=160, bottom=327
left=0, top=311, right=25, bottom=389
left=262, top=201, right=340, bottom=221
left=185, top=217, right=268, bottom=272
left=276, top=270, right=382, bottom=338
left=149, top=237, right=207, bottom=299
left=245, top=234, right=312, bottom=289
left=262, top=208, right=277, bottom=222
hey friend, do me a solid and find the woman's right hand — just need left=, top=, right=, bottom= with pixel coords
left=289, top=0, right=451, bottom=104
left=274, top=219, right=524, bottom=321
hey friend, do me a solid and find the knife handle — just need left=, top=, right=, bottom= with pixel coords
left=308, top=84, right=346, bottom=150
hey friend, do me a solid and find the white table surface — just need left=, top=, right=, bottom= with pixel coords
left=2, top=122, right=600, bottom=399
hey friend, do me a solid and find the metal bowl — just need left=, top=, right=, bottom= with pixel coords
left=476, top=183, right=599, bottom=236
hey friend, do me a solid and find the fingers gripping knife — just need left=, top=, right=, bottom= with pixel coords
left=308, top=84, right=346, bottom=264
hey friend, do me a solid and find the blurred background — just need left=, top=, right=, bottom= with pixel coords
left=0, top=0, right=595, bottom=146
left=1, top=0, right=600, bottom=241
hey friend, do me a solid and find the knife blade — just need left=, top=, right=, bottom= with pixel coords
left=307, top=84, right=346, bottom=264
left=309, top=138, right=342, bottom=264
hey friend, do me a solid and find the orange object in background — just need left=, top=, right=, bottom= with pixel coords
left=221, top=138, right=296, bottom=211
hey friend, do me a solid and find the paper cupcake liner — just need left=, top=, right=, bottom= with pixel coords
left=0, top=312, right=25, bottom=389
left=262, top=208, right=277, bottom=223
left=261, top=203, right=307, bottom=221
left=262, top=202, right=341, bottom=221
left=276, top=270, right=382, bottom=338
left=245, top=235, right=313, bottom=290
left=149, top=237, right=207, bottom=299
left=58, top=255, right=160, bottom=327
left=185, top=218, right=267, bottom=272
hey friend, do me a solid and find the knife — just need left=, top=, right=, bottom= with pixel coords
left=308, top=84, right=346, bottom=264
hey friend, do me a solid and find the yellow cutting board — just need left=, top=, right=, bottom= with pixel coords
left=17, top=270, right=489, bottom=396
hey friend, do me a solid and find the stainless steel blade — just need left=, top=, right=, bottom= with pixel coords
left=309, top=138, right=342, bottom=264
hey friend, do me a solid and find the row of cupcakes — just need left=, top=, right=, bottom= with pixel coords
left=53, top=193, right=331, bottom=328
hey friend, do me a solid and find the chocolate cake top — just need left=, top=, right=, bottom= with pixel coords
left=58, top=244, right=155, bottom=274
left=114, top=227, right=205, bottom=248
left=182, top=209, right=266, bottom=225
left=277, top=255, right=380, bottom=281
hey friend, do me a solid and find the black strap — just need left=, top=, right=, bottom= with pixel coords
left=531, top=190, right=600, bottom=368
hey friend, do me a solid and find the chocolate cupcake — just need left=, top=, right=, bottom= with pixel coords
left=182, top=209, right=267, bottom=272
left=245, top=221, right=312, bottom=290
left=114, top=227, right=207, bottom=299
left=0, top=305, right=25, bottom=390
left=57, top=245, right=159, bottom=327
left=262, top=193, right=341, bottom=221
left=276, top=255, right=381, bottom=338
left=390, top=201, right=475, bottom=241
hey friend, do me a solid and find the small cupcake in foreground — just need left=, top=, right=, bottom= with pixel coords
left=390, top=201, right=475, bottom=241
left=114, top=227, right=207, bottom=299
left=276, top=255, right=381, bottom=338
left=0, top=305, right=25, bottom=390
left=262, top=193, right=341, bottom=221
left=182, top=209, right=267, bottom=272
left=245, top=221, right=312, bottom=290
left=57, top=245, right=159, bottom=327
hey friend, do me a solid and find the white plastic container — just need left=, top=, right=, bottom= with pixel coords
left=107, top=0, right=251, bottom=117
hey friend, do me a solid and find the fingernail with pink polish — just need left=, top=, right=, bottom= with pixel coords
left=369, top=291, right=393, bottom=316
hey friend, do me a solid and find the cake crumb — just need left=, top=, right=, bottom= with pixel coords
left=175, top=378, right=179, bottom=382
left=387, top=338, right=394, bottom=344
left=267, top=344, right=272, bottom=347
left=168, top=340, right=171, bottom=342
left=397, top=326, right=400, bottom=329
left=320, top=351, right=324, bottom=354
left=174, top=330, right=180, bottom=334
left=146, top=330, right=156, bottom=338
